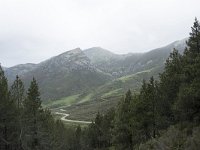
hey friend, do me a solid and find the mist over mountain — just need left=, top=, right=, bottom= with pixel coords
left=4, top=38, right=187, bottom=101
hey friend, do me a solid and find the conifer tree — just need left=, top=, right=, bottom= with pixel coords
left=74, top=125, right=81, bottom=150
left=186, top=17, right=200, bottom=54
left=10, top=75, right=25, bottom=109
left=9, top=75, right=25, bottom=149
left=22, top=78, right=42, bottom=149
left=0, top=65, right=9, bottom=150
left=159, top=49, right=182, bottom=124
left=0, top=65, right=18, bottom=150
left=176, top=18, right=200, bottom=123
left=130, top=77, right=161, bottom=147
left=113, top=90, right=133, bottom=150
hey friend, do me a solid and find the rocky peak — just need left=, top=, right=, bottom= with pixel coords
left=59, top=48, right=82, bottom=58
left=38, top=48, right=93, bottom=73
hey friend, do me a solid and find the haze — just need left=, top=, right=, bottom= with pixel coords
left=0, top=0, right=200, bottom=67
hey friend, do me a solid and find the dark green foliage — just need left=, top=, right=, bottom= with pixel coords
left=113, top=90, right=133, bottom=150
left=175, top=18, right=200, bottom=123
left=186, top=18, right=200, bottom=54
left=132, top=78, right=161, bottom=141
left=82, top=109, right=115, bottom=150
left=0, top=66, right=19, bottom=150
left=111, top=18, right=200, bottom=149
left=159, top=49, right=183, bottom=124
left=9, top=75, right=25, bottom=109
left=22, top=78, right=42, bottom=149
left=0, top=68, right=78, bottom=150
left=136, top=18, right=200, bottom=149
left=74, top=125, right=81, bottom=150
left=138, top=125, right=200, bottom=150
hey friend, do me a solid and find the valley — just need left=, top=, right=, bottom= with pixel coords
left=4, top=38, right=187, bottom=122
left=1, top=1, right=199, bottom=149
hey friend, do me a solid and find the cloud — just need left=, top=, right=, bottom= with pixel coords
left=0, top=0, right=200, bottom=66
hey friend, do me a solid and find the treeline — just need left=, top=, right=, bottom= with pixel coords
left=74, top=18, right=200, bottom=150
left=0, top=69, right=82, bottom=149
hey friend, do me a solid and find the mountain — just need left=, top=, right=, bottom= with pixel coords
left=84, top=47, right=130, bottom=64
left=5, top=63, right=37, bottom=83
left=51, top=38, right=188, bottom=120
left=122, top=38, right=187, bottom=74
left=4, top=38, right=187, bottom=104
left=6, top=48, right=112, bottom=100
left=83, top=38, right=187, bottom=78
left=84, top=47, right=142, bottom=77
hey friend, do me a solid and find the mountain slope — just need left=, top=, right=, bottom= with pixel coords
left=50, top=38, right=188, bottom=120
left=5, top=63, right=37, bottom=84
left=5, top=38, right=187, bottom=103
left=83, top=38, right=187, bottom=78
left=6, top=48, right=112, bottom=100
left=84, top=47, right=142, bottom=77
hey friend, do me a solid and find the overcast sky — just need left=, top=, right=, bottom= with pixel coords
left=0, top=0, right=200, bottom=67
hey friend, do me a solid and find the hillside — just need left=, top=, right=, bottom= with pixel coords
left=5, top=63, right=37, bottom=84
left=46, top=39, right=187, bottom=121
left=5, top=38, right=187, bottom=104
left=6, top=48, right=112, bottom=100
left=83, top=39, right=186, bottom=78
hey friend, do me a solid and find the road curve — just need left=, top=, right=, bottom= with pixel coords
left=55, top=111, right=92, bottom=124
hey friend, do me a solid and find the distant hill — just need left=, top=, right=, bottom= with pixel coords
left=5, top=48, right=111, bottom=100
left=4, top=38, right=187, bottom=103
left=83, top=38, right=187, bottom=77
left=5, top=63, right=37, bottom=84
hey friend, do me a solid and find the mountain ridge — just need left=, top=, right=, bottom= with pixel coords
left=4, top=38, right=187, bottom=101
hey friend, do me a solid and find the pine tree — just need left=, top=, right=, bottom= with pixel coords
left=159, top=49, right=182, bottom=124
left=176, top=18, right=200, bottom=123
left=0, top=65, right=9, bottom=150
left=131, top=77, right=161, bottom=146
left=10, top=75, right=25, bottom=109
left=22, top=78, right=42, bottom=149
left=9, top=75, right=25, bottom=149
left=74, top=125, right=81, bottom=150
left=186, top=17, right=200, bottom=54
left=101, top=108, right=115, bottom=148
left=0, top=65, right=19, bottom=150
left=113, top=90, right=133, bottom=150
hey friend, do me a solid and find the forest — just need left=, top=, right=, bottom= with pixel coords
left=0, top=18, right=200, bottom=150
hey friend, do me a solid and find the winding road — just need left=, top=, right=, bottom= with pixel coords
left=55, top=109, right=92, bottom=124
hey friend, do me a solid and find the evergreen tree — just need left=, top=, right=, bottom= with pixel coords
left=113, top=90, right=133, bottom=150
left=176, top=18, right=200, bottom=123
left=9, top=75, right=25, bottom=149
left=74, top=125, right=81, bottom=150
left=10, top=75, right=25, bottom=109
left=0, top=65, right=18, bottom=150
left=101, top=108, right=115, bottom=148
left=22, top=78, right=42, bottom=150
left=130, top=77, right=161, bottom=149
left=186, top=17, right=200, bottom=54
left=159, top=49, right=182, bottom=124
left=0, top=65, right=9, bottom=150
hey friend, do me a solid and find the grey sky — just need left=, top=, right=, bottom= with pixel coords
left=0, top=0, right=200, bottom=67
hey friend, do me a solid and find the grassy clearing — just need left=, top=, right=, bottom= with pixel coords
left=101, top=88, right=122, bottom=98
left=43, top=94, right=80, bottom=108
left=119, top=69, right=153, bottom=82
left=47, top=67, right=162, bottom=122
left=78, top=93, right=93, bottom=103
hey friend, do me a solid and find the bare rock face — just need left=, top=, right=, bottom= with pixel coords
left=37, top=48, right=95, bottom=74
